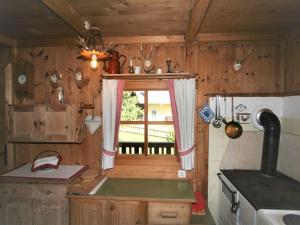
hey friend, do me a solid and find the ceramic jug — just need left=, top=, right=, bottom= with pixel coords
left=104, top=50, right=126, bottom=74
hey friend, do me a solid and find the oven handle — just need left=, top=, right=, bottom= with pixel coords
left=217, top=173, right=240, bottom=214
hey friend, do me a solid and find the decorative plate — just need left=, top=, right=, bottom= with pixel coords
left=199, top=104, right=214, bottom=123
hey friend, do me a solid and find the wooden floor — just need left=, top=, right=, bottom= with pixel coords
left=191, top=209, right=215, bottom=225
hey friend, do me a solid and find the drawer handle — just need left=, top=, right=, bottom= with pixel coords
left=161, top=211, right=178, bottom=218
left=110, top=204, right=115, bottom=211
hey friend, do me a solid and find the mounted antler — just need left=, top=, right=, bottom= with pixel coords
left=76, top=35, right=89, bottom=51
left=140, top=43, right=153, bottom=59
left=233, top=44, right=255, bottom=71
left=75, top=26, right=115, bottom=62
left=141, top=44, right=154, bottom=73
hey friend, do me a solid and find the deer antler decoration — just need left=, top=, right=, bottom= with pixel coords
left=141, top=44, right=154, bottom=73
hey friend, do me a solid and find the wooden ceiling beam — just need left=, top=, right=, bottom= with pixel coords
left=40, top=0, right=87, bottom=37
left=196, top=33, right=285, bottom=42
left=185, top=0, right=212, bottom=42
left=0, top=33, right=17, bottom=47
left=18, top=35, right=185, bottom=47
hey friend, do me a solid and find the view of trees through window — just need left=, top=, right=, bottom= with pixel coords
left=118, top=90, right=175, bottom=155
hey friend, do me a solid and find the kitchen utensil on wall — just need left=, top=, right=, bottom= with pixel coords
left=217, top=95, right=223, bottom=122
left=212, top=95, right=222, bottom=128
left=223, top=97, right=243, bottom=139
left=103, top=50, right=126, bottom=74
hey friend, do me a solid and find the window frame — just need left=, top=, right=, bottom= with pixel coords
left=118, top=80, right=176, bottom=157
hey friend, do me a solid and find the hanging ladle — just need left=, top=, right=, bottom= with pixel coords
left=212, top=95, right=222, bottom=128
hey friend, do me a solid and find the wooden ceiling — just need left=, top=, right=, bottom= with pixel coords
left=200, top=0, right=300, bottom=33
left=0, top=0, right=76, bottom=40
left=1, top=0, right=300, bottom=46
left=67, top=0, right=194, bottom=37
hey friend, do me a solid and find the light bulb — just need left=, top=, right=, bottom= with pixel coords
left=90, top=54, right=98, bottom=69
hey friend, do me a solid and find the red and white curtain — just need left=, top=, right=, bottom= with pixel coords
left=168, top=78, right=196, bottom=170
left=102, top=79, right=124, bottom=170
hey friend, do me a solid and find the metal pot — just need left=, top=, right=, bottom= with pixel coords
left=223, top=97, right=243, bottom=139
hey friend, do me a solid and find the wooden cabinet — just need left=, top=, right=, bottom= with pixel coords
left=7, top=105, right=40, bottom=141
left=0, top=182, right=69, bottom=225
left=0, top=197, right=33, bottom=225
left=109, top=200, right=144, bottom=225
left=33, top=199, right=68, bottom=225
left=148, top=201, right=191, bottom=225
left=69, top=197, right=193, bottom=225
left=69, top=199, right=147, bottom=225
left=7, top=104, right=81, bottom=143
left=69, top=198, right=108, bottom=225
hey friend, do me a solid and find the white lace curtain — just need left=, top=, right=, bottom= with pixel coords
left=168, top=78, right=196, bottom=170
left=101, top=79, right=124, bottom=170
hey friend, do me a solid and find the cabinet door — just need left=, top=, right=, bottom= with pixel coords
left=69, top=199, right=107, bottom=225
left=41, top=105, right=77, bottom=142
left=33, top=199, right=68, bottom=225
left=7, top=105, right=40, bottom=141
left=0, top=197, right=33, bottom=225
left=109, top=200, right=142, bottom=225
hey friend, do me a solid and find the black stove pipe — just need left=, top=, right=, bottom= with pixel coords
left=259, top=111, right=281, bottom=176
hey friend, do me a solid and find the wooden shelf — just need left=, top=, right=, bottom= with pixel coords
left=102, top=73, right=194, bottom=80
left=204, top=92, right=284, bottom=97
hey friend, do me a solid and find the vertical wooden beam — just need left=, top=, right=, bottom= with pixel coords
left=185, top=0, right=212, bottom=42
left=40, top=0, right=87, bottom=37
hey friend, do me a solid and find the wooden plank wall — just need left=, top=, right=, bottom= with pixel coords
left=201, top=41, right=283, bottom=94
left=0, top=48, right=11, bottom=172
left=10, top=43, right=191, bottom=181
left=1, top=39, right=284, bottom=196
left=285, top=35, right=300, bottom=94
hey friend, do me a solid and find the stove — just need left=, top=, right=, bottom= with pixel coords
left=257, top=209, right=300, bottom=225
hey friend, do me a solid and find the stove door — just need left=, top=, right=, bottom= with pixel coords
left=218, top=173, right=239, bottom=225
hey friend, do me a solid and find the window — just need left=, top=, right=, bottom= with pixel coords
left=118, top=90, right=175, bottom=156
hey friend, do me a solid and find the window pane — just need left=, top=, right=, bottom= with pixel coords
left=121, top=91, right=144, bottom=121
left=148, top=125, right=175, bottom=155
left=148, top=91, right=172, bottom=121
left=119, top=124, right=144, bottom=155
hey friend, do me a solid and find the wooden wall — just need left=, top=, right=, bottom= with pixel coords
left=198, top=41, right=284, bottom=94
left=0, top=48, right=11, bottom=172
left=1, top=38, right=285, bottom=196
left=285, top=35, right=300, bottom=94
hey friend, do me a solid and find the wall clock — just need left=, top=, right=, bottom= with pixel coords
left=14, top=58, right=34, bottom=99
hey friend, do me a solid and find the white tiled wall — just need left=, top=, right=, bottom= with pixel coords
left=207, top=96, right=300, bottom=224
left=207, top=96, right=283, bottom=224
left=278, top=96, right=300, bottom=182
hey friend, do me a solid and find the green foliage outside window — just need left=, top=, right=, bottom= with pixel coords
left=121, top=91, right=144, bottom=121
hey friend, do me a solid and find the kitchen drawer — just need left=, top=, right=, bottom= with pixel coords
left=0, top=183, right=34, bottom=197
left=34, top=184, right=68, bottom=199
left=148, top=202, right=191, bottom=225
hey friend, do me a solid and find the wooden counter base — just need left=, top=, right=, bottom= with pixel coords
left=68, top=177, right=195, bottom=225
